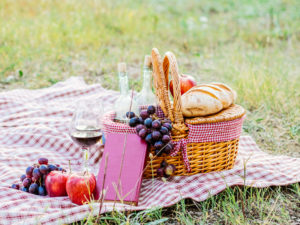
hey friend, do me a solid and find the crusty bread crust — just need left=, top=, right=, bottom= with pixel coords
left=181, top=83, right=237, bottom=117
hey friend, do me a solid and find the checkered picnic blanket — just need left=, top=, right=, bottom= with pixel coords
left=0, top=77, right=299, bottom=225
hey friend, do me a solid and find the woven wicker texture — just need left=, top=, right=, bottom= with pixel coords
left=185, top=104, right=246, bottom=124
left=145, top=48, right=245, bottom=178
left=143, top=139, right=239, bottom=178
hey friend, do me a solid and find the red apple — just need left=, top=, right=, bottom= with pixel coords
left=45, top=171, right=68, bottom=197
left=169, top=74, right=197, bottom=96
left=66, top=172, right=96, bottom=205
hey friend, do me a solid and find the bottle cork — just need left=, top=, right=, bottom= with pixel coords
left=118, top=62, right=127, bottom=73
left=144, top=55, right=152, bottom=69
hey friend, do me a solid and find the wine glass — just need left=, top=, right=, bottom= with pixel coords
left=69, top=99, right=104, bottom=172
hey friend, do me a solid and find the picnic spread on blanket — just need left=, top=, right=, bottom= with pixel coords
left=0, top=48, right=299, bottom=225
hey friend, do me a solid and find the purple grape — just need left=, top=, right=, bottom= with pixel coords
left=144, top=118, right=152, bottom=128
left=160, top=160, right=168, bottom=168
left=58, top=167, right=64, bottom=171
left=140, top=110, right=149, bottom=120
left=152, top=120, right=161, bottom=129
left=154, top=149, right=162, bottom=156
left=48, top=164, right=58, bottom=172
left=157, top=167, right=164, bottom=177
left=55, top=164, right=60, bottom=168
left=152, top=131, right=162, bottom=141
left=11, top=184, right=20, bottom=190
left=32, top=177, right=38, bottom=183
left=164, top=164, right=176, bottom=176
left=136, top=124, right=145, bottom=133
left=164, top=119, right=172, bottom=124
left=147, top=105, right=156, bottom=115
left=162, top=135, right=171, bottom=143
left=145, top=134, right=153, bottom=143
left=23, top=178, right=31, bottom=188
left=129, top=117, right=139, bottom=127
left=20, top=174, right=26, bottom=182
left=162, top=123, right=172, bottom=131
left=33, top=168, right=41, bottom=180
left=29, top=183, right=39, bottom=194
left=138, top=129, right=147, bottom=139
left=42, top=175, right=47, bottom=186
left=154, top=141, right=163, bottom=150
left=160, top=127, right=169, bottom=135
left=164, top=143, right=173, bottom=154
left=38, top=186, right=47, bottom=196
left=138, top=117, right=144, bottom=124
left=39, top=165, right=48, bottom=175
left=38, top=158, right=48, bottom=165
left=26, top=166, right=34, bottom=177
left=126, top=111, right=135, bottom=119
left=21, top=187, right=28, bottom=192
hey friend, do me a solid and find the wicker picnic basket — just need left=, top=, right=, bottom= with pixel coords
left=142, top=48, right=246, bottom=178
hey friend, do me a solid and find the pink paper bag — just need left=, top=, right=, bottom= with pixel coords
left=95, top=133, right=148, bottom=205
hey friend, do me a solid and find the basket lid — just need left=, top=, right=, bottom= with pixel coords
left=185, top=104, right=246, bottom=124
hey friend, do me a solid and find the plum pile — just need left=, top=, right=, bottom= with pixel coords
left=127, top=105, right=174, bottom=156
left=10, top=158, right=66, bottom=196
left=157, top=160, right=176, bottom=177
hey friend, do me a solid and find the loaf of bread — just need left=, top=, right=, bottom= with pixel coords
left=181, top=83, right=237, bottom=117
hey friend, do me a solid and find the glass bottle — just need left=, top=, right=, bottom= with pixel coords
left=114, top=62, right=138, bottom=122
left=136, top=55, right=157, bottom=110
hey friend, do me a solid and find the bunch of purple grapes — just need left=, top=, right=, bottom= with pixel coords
left=11, top=158, right=66, bottom=196
left=127, top=105, right=174, bottom=156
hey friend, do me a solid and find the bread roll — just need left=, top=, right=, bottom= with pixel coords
left=181, top=83, right=237, bottom=117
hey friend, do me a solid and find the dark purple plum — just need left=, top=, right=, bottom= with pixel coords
left=138, top=129, right=147, bottom=139
left=38, top=186, right=47, bottom=196
left=23, top=178, right=31, bottom=188
left=126, top=111, right=135, bottom=119
left=154, top=141, right=163, bottom=150
left=140, top=110, right=149, bottom=120
left=145, top=134, right=153, bottom=143
left=147, top=105, right=156, bottom=115
left=38, top=158, right=48, bottom=165
left=29, top=183, right=39, bottom=194
left=136, top=124, right=145, bottom=133
left=157, top=167, right=164, bottom=177
left=160, top=127, right=169, bottom=135
left=144, top=118, right=152, bottom=128
left=152, top=120, right=161, bottom=130
left=39, top=165, right=48, bottom=175
left=11, top=184, right=20, bottom=190
left=26, top=166, right=34, bottom=177
left=162, top=135, right=171, bottom=143
left=152, top=131, right=162, bottom=141
left=20, top=174, right=26, bottom=182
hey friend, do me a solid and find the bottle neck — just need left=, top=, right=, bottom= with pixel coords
left=142, top=67, right=152, bottom=90
left=118, top=72, right=129, bottom=95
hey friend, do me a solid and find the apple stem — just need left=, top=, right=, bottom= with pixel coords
left=68, top=160, right=72, bottom=174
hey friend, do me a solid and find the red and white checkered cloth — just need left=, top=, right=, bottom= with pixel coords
left=0, top=77, right=299, bottom=225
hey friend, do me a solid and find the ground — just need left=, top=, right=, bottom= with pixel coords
left=0, top=0, right=299, bottom=224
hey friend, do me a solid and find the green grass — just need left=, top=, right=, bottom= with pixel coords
left=1, top=0, right=299, bottom=224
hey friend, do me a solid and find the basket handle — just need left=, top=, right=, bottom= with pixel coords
left=163, top=52, right=186, bottom=126
left=151, top=48, right=173, bottom=121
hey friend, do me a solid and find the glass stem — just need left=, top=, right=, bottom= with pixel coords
left=82, top=147, right=89, bottom=173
